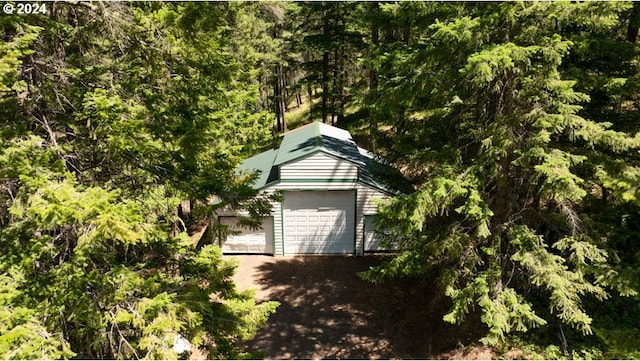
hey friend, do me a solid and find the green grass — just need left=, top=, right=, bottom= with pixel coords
left=283, top=91, right=322, bottom=130
left=283, top=91, right=368, bottom=131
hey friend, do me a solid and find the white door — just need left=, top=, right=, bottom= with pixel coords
left=220, top=216, right=273, bottom=254
left=363, top=214, right=396, bottom=252
left=364, top=214, right=384, bottom=252
left=283, top=190, right=355, bottom=254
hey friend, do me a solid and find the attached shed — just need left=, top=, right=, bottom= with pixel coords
left=219, top=121, right=406, bottom=256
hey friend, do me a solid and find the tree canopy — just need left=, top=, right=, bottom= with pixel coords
left=2, top=1, right=640, bottom=359
left=357, top=2, right=640, bottom=356
left=1, top=3, right=278, bottom=359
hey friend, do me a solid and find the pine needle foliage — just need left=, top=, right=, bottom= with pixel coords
left=0, top=3, right=280, bottom=359
left=0, top=136, right=279, bottom=359
left=361, top=2, right=640, bottom=346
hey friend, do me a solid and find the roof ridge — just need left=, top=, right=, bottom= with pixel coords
left=314, top=121, right=321, bottom=149
left=280, top=121, right=319, bottom=137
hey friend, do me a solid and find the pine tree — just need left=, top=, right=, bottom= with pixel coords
left=0, top=3, right=279, bottom=359
left=297, top=1, right=364, bottom=125
left=361, top=2, right=640, bottom=346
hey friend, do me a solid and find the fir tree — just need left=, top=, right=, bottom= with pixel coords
left=361, top=2, right=640, bottom=346
left=0, top=4, right=278, bottom=359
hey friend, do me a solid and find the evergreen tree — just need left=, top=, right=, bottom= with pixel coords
left=361, top=2, right=640, bottom=347
left=0, top=3, right=278, bottom=359
left=5, top=1, right=640, bottom=357
left=297, top=1, right=364, bottom=125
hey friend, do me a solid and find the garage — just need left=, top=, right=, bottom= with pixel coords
left=221, top=122, right=409, bottom=256
left=283, top=190, right=355, bottom=255
left=219, top=216, right=274, bottom=254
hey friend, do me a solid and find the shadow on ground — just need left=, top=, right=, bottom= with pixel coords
left=239, top=256, right=484, bottom=360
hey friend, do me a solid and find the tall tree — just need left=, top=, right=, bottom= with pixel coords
left=297, top=1, right=363, bottom=125
left=0, top=3, right=278, bottom=359
left=361, top=2, right=640, bottom=347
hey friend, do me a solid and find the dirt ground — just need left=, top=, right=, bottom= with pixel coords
left=226, top=255, right=491, bottom=360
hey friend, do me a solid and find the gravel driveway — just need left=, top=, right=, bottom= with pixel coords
left=227, top=255, right=484, bottom=360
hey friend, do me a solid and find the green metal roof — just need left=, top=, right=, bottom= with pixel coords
left=237, top=148, right=278, bottom=188
left=238, top=121, right=409, bottom=195
left=274, top=122, right=355, bottom=165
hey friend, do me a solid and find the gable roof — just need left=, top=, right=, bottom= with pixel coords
left=238, top=122, right=409, bottom=195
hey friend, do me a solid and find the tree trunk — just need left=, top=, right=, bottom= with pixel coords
left=322, top=52, right=329, bottom=124
left=283, top=66, right=289, bottom=112
left=273, top=65, right=282, bottom=132
left=279, top=63, right=287, bottom=131
left=336, top=12, right=348, bottom=125
left=338, top=67, right=345, bottom=124
left=368, top=3, right=380, bottom=148
left=321, top=3, right=330, bottom=124
left=307, top=80, right=313, bottom=120
left=272, top=23, right=286, bottom=132
left=331, top=46, right=339, bottom=125
left=628, top=2, right=640, bottom=43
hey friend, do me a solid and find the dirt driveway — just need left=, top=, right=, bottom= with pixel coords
left=227, top=255, right=485, bottom=360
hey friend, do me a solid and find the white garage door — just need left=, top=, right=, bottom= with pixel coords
left=283, top=190, right=355, bottom=255
left=220, top=217, right=273, bottom=254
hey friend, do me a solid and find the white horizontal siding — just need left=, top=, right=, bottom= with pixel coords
left=363, top=214, right=379, bottom=251
left=269, top=183, right=389, bottom=255
left=218, top=181, right=391, bottom=256
left=274, top=182, right=357, bottom=190
left=263, top=190, right=280, bottom=255
left=217, top=189, right=280, bottom=217
left=273, top=193, right=283, bottom=256
left=355, top=183, right=388, bottom=255
left=280, top=153, right=358, bottom=180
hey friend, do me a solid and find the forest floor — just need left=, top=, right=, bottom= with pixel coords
left=226, top=255, right=500, bottom=360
